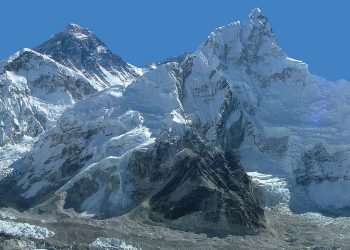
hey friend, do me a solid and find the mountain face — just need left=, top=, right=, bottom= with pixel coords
left=0, top=49, right=94, bottom=148
left=1, top=7, right=350, bottom=238
left=177, top=8, right=350, bottom=213
left=4, top=62, right=265, bottom=234
left=34, top=24, right=143, bottom=90
left=0, top=25, right=143, bottom=170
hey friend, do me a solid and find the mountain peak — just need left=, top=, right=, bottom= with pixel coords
left=249, top=7, right=268, bottom=26
left=34, top=24, right=142, bottom=89
left=65, top=23, right=83, bottom=30
left=62, top=23, right=92, bottom=40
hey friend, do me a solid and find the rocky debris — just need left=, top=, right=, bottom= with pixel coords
left=0, top=237, right=36, bottom=250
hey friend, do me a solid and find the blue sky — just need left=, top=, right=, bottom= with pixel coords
left=1, top=0, right=349, bottom=81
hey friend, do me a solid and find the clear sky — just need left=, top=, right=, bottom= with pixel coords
left=1, top=0, right=349, bottom=81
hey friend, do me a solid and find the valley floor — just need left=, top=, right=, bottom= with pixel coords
left=0, top=205, right=348, bottom=249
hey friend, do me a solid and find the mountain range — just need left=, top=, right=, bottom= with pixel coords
left=0, top=7, right=349, bottom=249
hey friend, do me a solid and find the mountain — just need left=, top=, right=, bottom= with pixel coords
left=0, top=48, right=96, bottom=170
left=1, top=7, right=350, bottom=240
left=0, top=24, right=143, bottom=170
left=34, top=23, right=143, bottom=90
left=5, top=62, right=265, bottom=235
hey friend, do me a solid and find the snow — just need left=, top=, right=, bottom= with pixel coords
left=248, top=171, right=290, bottom=207
left=176, top=7, right=350, bottom=212
left=0, top=136, right=36, bottom=178
left=90, top=237, right=141, bottom=250
left=0, top=220, right=54, bottom=239
left=0, top=48, right=94, bottom=168
left=0, top=210, right=17, bottom=220
left=17, top=63, right=190, bottom=216
left=0, top=29, right=144, bottom=178
left=3, top=7, right=350, bottom=218
left=98, top=64, right=136, bottom=87
left=248, top=171, right=343, bottom=225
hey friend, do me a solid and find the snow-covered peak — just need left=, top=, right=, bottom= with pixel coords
left=196, top=7, right=307, bottom=87
left=62, top=23, right=96, bottom=41
left=249, top=7, right=268, bottom=27
left=64, top=23, right=88, bottom=32
left=34, top=23, right=143, bottom=89
left=199, top=7, right=278, bottom=59
left=246, top=7, right=277, bottom=46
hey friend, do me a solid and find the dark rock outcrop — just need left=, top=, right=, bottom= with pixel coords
left=150, top=133, right=265, bottom=235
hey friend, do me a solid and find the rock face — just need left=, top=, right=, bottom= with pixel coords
left=35, top=23, right=143, bottom=90
left=148, top=133, right=264, bottom=235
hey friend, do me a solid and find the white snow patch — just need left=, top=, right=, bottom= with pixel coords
left=0, top=220, right=54, bottom=239
left=0, top=136, right=36, bottom=178
left=90, top=237, right=141, bottom=250
left=0, top=211, right=17, bottom=220
left=248, top=171, right=290, bottom=207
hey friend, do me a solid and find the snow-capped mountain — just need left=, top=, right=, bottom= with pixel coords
left=1, top=7, right=350, bottom=237
left=0, top=24, right=143, bottom=170
left=9, top=62, right=264, bottom=234
left=34, top=23, right=143, bottom=90
left=179, top=8, right=350, bottom=212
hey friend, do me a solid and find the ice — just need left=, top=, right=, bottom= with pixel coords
left=0, top=220, right=54, bottom=239
left=90, top=237, right=141, bottom=250
left=248, top=172, right=290, bottom=207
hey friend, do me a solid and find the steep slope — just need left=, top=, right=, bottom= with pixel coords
left=10, top=63, right=188, bottom=213
left=0, top=49, right=97, bottom=168
left=177, top=8, right=350, bottom=212
left=34, top=24, right=143, bottom=90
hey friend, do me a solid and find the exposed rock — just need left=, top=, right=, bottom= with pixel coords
left=148, top=133, right=265, bottom=236
left=35, top=23, right=142, bottom=89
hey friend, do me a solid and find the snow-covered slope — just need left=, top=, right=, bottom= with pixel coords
left=177, top=8, right=350, bottom=212
left=13, top=63, right=189, bottom=213
left=0, top=49, right=95, bottom=145
left=3, top=7, right=350, bottom=232
left=0, top=24, right=144, bottom=169
left=9, top=62, right=265, bottom=234
left=34, top=23, right=143, bottom=90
